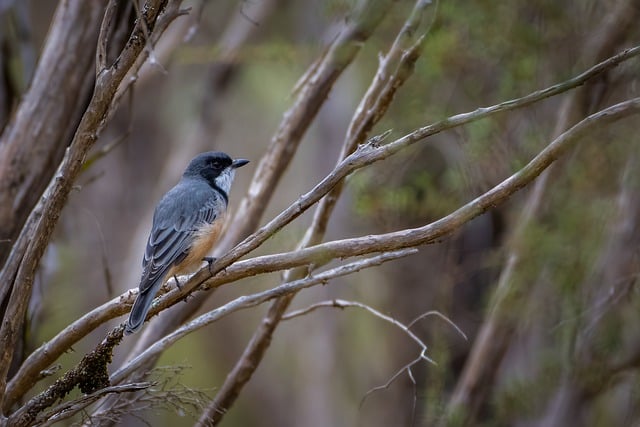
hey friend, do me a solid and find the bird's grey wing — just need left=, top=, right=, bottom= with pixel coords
left=139, top=194, right=220, bottom=294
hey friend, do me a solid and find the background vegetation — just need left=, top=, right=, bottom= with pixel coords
left=0, top=0, right=639, bottom=426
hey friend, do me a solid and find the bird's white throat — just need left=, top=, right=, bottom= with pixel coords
left=214, top=167, right=236, bottom=195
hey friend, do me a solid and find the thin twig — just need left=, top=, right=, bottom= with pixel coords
left=34, top=382, right=152, bottom=427
left=96, top=0, right=118, bottom=76
left=283, top=299, right=438, bottom=362
left=281, top=298, right=467, bottom=424
left=130, top=0, right=168, bottom=74
left=360, top=352, right=427, bottom=407
left=407, top=310, right=468, bottom=341
left=282, top=298, right=457, bottom=424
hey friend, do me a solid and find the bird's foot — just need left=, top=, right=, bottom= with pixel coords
left=203, top=257, right=217, bottom=275
left=174, top=275, right=182, bottom=290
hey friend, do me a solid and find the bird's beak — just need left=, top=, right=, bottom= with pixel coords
left=232, top=158, right=250, bottom=168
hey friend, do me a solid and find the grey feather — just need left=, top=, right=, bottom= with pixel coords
left=125, top=151, right=248, bottom=335
left=125, top=178, right=225, bottom=335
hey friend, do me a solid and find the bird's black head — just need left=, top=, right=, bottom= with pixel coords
left=184, top=152, right=233, bottom=178
left=183, top=151, right=249, bottom=196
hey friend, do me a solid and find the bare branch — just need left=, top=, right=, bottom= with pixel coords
left=0, top=1, right=105, bottom=270
left=0, top=0, right=176, bottom=411
left=217, top=0, right=400, bottom=252
left=282, top=299, right=469, bottom=412
left=202, top=44, right=640, bottom=283
left=281, top=299, right=467, bottom=422
left=3, top=293, right=133, bottom=409
left=283, top=299, right=437, bottom=363
left=7, top=328, right=124, bottom=427
left=47, top=251, right=418, bottom=425
left=96, top=0, right=118, bottom=76
left=282, top=299, right=449, bottom=411
left=188, top=97, right=640, bottom=292
left=281, top=297, right=450, bottom=422
left=361, top=353, right=426, bottom=408
left=111, top=249, right=417, bottom=384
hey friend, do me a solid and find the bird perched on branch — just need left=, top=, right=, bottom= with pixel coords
left=125, top=151, right=249, bottom=334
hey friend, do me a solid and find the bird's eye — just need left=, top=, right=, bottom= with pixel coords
left=211, top=161, right=222, bottom=169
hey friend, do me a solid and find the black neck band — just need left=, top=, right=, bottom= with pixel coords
left=212, top=184, right=229, bottom=205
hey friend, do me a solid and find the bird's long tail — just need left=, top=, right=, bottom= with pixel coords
left=125, top=279, right=163, bottom=335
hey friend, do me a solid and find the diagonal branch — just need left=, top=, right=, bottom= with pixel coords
left=34, top=382, right=152, bottom=427
left=7, top=328, right=124, bottom=427
left=202, top=44, right=640, bottom=279
left=214, top=98, right=638, bottom=273
left=0, top=1, right=105, bottom=270
left=3, top=294, right=131, bottom=410
left=111, top=250, right=417, bottom=384
left=216, top=0, right=401, bottom=251
left=152, top=100, right=638, bottom=297
left=0, top=0, right=176, bottom=412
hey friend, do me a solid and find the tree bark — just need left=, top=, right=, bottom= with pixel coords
left=0, top=0, right=104, bottom=267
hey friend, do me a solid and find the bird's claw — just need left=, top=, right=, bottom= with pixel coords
left=203, top=257, right=217, bottom=275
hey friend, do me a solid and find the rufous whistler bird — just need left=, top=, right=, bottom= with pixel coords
left=125, top=151, right=249, bottom=334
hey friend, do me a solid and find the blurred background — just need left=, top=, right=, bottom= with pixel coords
left=1, top=0, right=640, bottom=426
